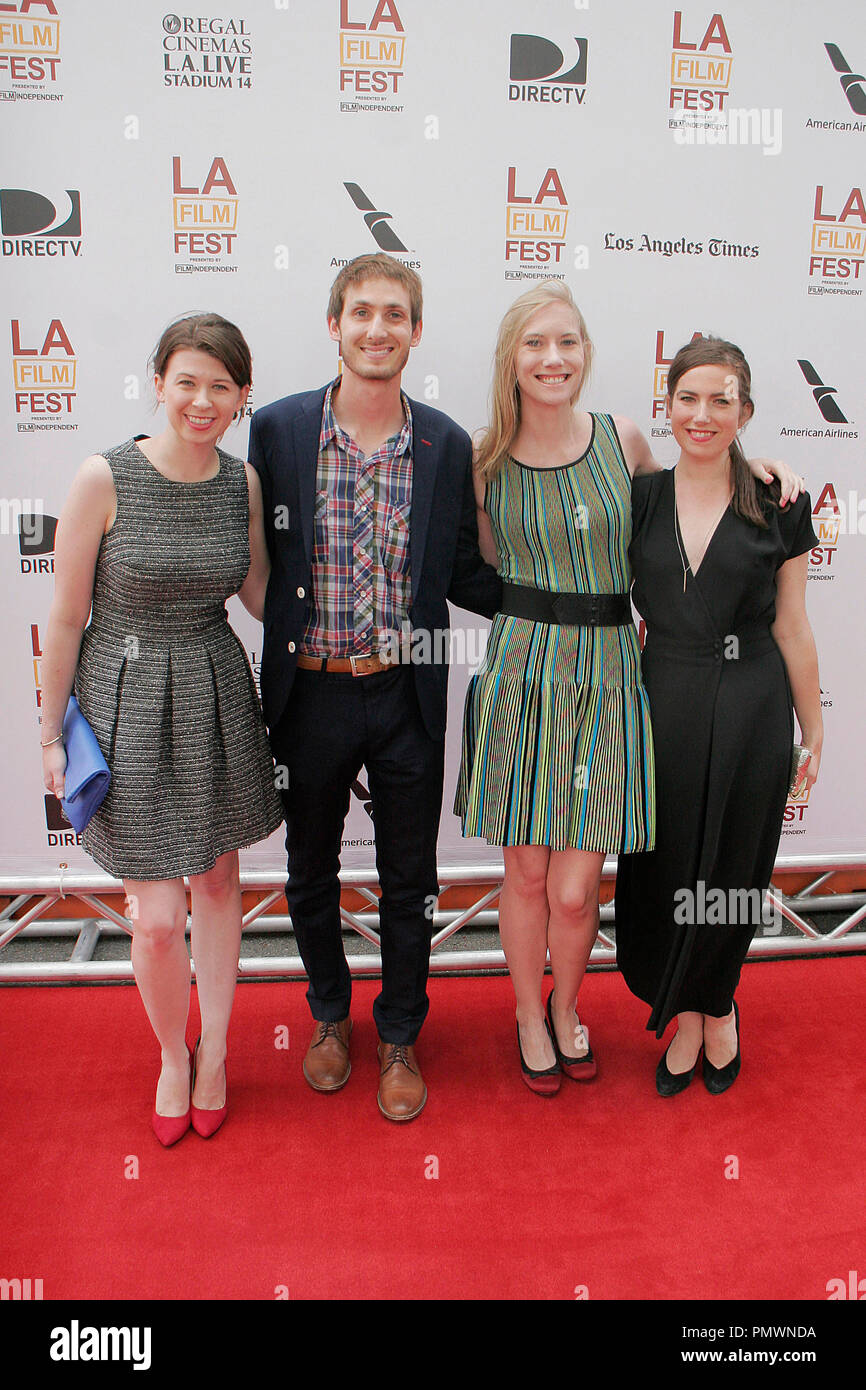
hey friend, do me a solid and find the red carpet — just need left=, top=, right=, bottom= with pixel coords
left=2, top=957, right=864, bottom=1302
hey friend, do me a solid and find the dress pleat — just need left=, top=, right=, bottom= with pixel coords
left=74, top=438, right=283, bottom=880
left=454, top=414, right=655, bottom=853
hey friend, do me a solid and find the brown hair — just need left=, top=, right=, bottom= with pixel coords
left=327, top=253, right=423, bottom=328
left=149, top=313, right=252, bottom=389
left=666, top=335, right=778, bottom=529
left=475, top=279, right=593, bottom=480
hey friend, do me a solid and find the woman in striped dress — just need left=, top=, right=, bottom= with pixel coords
left=455, top=281, right=796, bottom=1094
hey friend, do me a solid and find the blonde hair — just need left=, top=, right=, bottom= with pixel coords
left=475, top=280, right=593, bottom=480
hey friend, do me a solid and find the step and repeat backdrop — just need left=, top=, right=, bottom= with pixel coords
left=1, top=0, right=864, bottom=877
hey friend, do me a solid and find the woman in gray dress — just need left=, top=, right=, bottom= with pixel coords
left=40, top=314, right=283, bottom=1145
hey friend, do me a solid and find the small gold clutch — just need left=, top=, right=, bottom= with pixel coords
left=788, top=744, right=811, bottom=795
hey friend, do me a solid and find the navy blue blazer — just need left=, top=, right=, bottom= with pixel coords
left=248, top=383, right=502, bottom=740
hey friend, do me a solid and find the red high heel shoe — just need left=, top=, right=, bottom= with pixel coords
left=151, top=1051, right=191, bottom=1147
left=190, top=1037, right=228, bottom=1138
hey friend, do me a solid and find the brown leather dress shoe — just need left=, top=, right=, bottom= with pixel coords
left=303, top=1018, right=352, bottom=1092
left=377, top=1042, right=427, bottom=1121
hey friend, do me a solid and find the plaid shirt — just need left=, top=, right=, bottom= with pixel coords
left=301, top=382, right=413, bottom=657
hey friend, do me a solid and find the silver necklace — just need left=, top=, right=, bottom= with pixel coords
left=673, top=472, right=732, bottom=593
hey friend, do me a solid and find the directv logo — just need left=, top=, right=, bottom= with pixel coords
left=0, top=189, right=82, bottom=257
left=508, top=34, right=588, bottom=105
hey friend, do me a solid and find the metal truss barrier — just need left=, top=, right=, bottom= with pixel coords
left=0, top=855, right=864, bottom=984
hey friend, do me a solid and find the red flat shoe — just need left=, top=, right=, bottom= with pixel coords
left=517, top=1020, right=561, bottom=1096
left=546, top=990, right=597, bottom=1081
left=152, top=1052, right=191, bottom=1147
left=190, top=1037, right=228, bottom=1138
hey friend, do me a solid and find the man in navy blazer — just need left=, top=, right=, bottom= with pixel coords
left=249, top=254, right=500, bottom=1120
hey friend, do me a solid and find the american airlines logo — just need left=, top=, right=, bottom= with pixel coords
left=824, top=43, right=866, bottom=115
left=343, top=182, right=407, bottom=251
left=796, top=360, right=848, bottom=423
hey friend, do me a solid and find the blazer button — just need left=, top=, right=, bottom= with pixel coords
left=296, top=586, right=305, bottom=598
left=288, top=641, right=296, bottom=653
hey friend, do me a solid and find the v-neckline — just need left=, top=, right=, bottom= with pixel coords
left=671, top=469, right=731, bottom=583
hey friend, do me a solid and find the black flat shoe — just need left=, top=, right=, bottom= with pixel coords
left=703, top=1000, right=741, bottom=1094
left=516, top=1020, right=561, bottom=1096
left=656, top=1037, right=701, bottom=1097
left=546, top=989, right=597, bottom=1080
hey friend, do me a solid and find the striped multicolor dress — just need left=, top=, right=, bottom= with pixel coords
left=454, top=414, right=655, bottom=852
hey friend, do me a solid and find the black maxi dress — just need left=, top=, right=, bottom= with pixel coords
left=614, top=469, right=816, bottom=1037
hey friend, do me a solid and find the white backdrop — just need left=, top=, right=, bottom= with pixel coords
left=2, top=0, right=864, bottom=877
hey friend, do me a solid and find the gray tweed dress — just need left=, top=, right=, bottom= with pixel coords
left=74, top=438, right=283, bottom=880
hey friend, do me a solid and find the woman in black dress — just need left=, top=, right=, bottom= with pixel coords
left=615, top=338, right=822, bottom=1095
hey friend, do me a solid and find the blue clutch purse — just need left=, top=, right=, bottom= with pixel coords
left=60, top=695, right=111, bottom=832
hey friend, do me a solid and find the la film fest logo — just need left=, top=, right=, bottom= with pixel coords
left=505, top=166, right=569, bottom=280
left=668, top=9, right=789, bottom=157
left=11, top=317, right=77, bottom=430
left=161, top=11, right=252, bottom=90
left=808, top=184, right=865, bottom=295
left=0, top=0, right=61, bottom=100
left=338, top=0, right=405, bottom=114
left=668, top=10, right=732, bottom=125
left=172, top=155, right=239, bottom=271
left=809, top=482, right=839, bottom=586
left=650, top=328, right=703, bottom=436
left=1, top=187, right=81, bottom=258
left=807, top=481, right=866, bottom=583
left=508, top=33, right=588, bottom=107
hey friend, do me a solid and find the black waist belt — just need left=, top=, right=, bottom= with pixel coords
left=501, top=582, right=632, bottom=627
left=646, top=629, right=777, bottom=665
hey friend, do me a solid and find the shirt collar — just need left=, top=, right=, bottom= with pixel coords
left=320, top=380, right=413, bottom=457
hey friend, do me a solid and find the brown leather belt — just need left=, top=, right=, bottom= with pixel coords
left=296, top=652, right=398, bottom=676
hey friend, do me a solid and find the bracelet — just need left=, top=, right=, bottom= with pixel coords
left=41, top=734, right=64, bottom=748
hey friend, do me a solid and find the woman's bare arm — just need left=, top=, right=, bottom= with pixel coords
left=40, top=455, right=115, bottom=797
left=771, top=552, right=822, bottom=791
